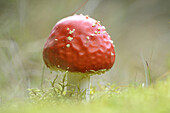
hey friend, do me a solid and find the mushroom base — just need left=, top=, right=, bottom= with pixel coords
left=49, top=66, right=110, bottom=101
left=66, top=72, right=90, bottom=101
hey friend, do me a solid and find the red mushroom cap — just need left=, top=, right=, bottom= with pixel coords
left=43, top=14, right=116, bottom=73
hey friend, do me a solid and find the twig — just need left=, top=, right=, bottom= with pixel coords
left=41, top=65, right=45, bottom=90
left=141, top=52, right=148, bottom=87
left=51, top=74, right=58, bottom=87
left=71, top=0, right=88, bottom=15
left=146, top=61, right=152, bottom=84
left=60, top=73, right=67, bottom=95
left=157, top=71, right=170, bottom=80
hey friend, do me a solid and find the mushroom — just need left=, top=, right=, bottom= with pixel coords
left=43, top=14, right=116, bottom=101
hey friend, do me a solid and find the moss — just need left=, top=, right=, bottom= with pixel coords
left=0, top=78, right=170, bottom=113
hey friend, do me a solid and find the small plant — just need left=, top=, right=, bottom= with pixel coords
left=28, top=71, right=122, bottom=104
left=28, top=72, right=90, bottom=103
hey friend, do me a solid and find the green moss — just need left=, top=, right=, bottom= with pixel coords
left=0, top=78, right=170, bottom=113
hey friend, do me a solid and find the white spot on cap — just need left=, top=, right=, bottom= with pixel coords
left=90, top=34, right=95, bottom=36
left=102, top=26, right=106, bottom=29
left=86, top=36, right=90, bottom=40
left=109, top=40, right=113, bottom=44
left=97, top=28, right=101, bottom=31
left=57, top=65, right=60, bottom=68
left=67, top=28, right=69, bottom=30
left=111, top=52, right=114, bottom=56
left=66, top=44, right=70, bottom=48
left=92, top=23, right=96, bottom=27
left=86, top=15, right=89, bottom=19
left=55, top=39, right=58, bottom=41
left=67, top=36, right=73, bottom=41
left=90, top=70, right=95, bottom=72
left=69, top=29, right=75, bottom=34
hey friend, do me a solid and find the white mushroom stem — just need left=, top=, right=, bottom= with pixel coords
left=66, top=72, right=90, bottom=102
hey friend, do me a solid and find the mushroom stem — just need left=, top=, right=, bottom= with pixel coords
left=66, top=72, right=90, bottom=101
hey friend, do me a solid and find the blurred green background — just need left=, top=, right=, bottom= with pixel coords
left=0, top=0, right=170, bottom=101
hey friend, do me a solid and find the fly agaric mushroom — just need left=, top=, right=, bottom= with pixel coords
left=43, top=14, right=116, bottom=101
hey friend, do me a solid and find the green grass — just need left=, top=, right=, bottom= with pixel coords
left=0, top=78, right=170, bottom=113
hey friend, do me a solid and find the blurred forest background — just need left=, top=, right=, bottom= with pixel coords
left=0, top=0, right=170, bottom=101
